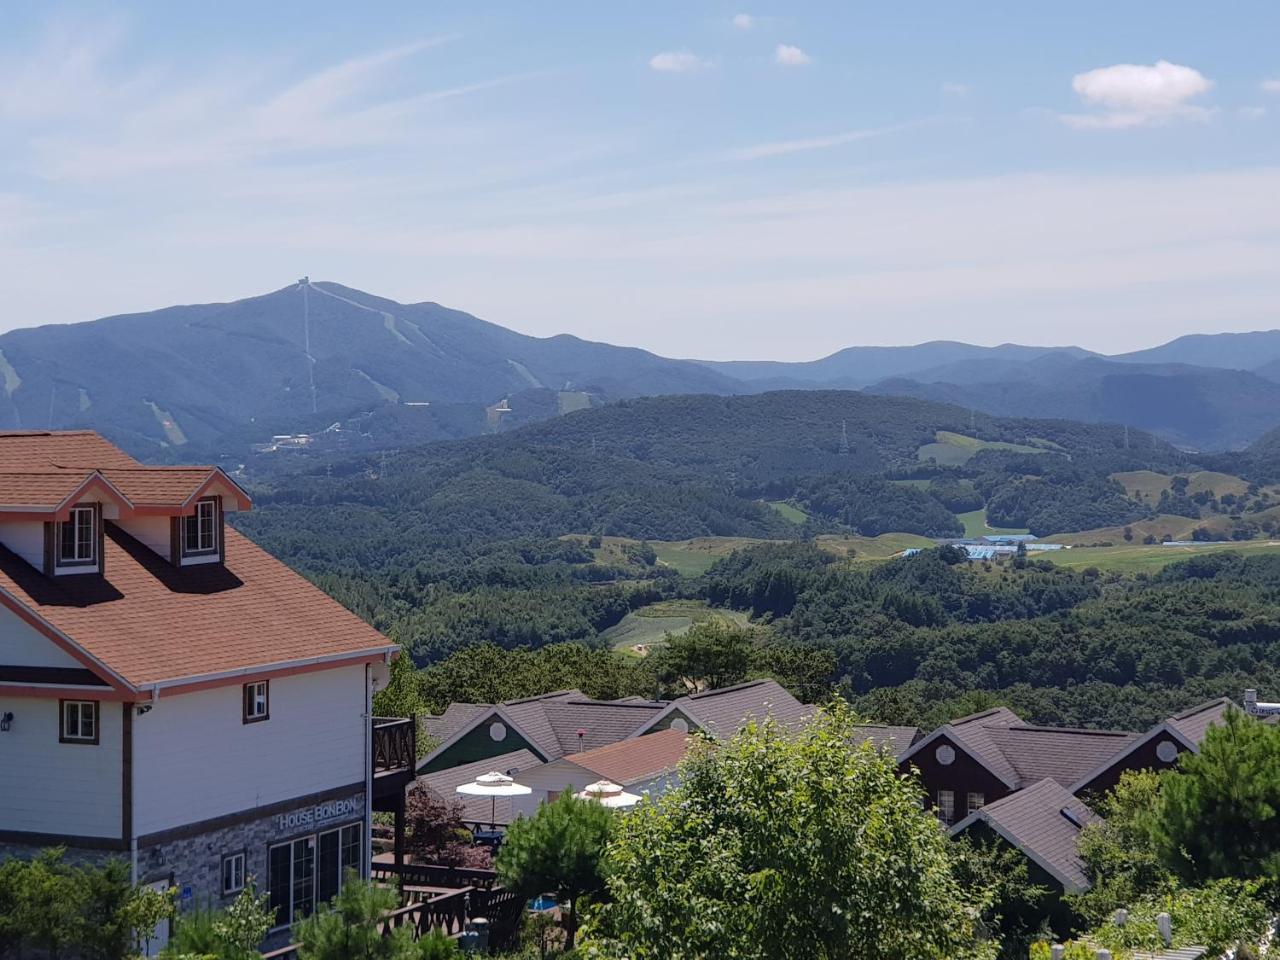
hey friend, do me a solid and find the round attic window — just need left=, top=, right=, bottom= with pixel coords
left=489, top=721, right=507, bottom=742
left=669, top=717, right=690, bottom=734
left=935, top=744, right=956, bottom=766
left=1155, top=740, right=1178, bottom=763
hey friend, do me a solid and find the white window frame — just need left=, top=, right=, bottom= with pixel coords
left=183, top=498, right=219, bottom=556
left=966, top=792, right=985, bottom=816
left=243, top=680, right=269, bottom=723
left=936, top=789, right=955, bottom=825
left=221, top=852, right=246, bottom=896
left=57, top=505, right=97, bottom=567
left=60, top=700, right=99, bottom=743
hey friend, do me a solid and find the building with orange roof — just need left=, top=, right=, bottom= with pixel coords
left=0, top=431, right=413, bottom=943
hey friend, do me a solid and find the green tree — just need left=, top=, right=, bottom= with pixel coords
left=11, top=849, right=83, bottom=960
left=1071, top=770, right=1169, bottom=924
left=652, top=620, right=754, bottom=693
left=583, top=704, right=995, bottom=960
left=497, top=793, right=615, bottom=950
left=295, top=873, right=417, bottom=960
left=1153, top=709, right=1280, bottom=883
left=166, top=884, right=274, bottom=960
left=952, top=836, right=1050, bottom=959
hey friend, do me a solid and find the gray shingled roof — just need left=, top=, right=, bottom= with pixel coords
left=850, top=724, right=920, bottom=757
left=413, top=749, right=541, bottom=826
left=421, top=690, right=665, bottom=765
left=917, top=708, right=1141, bottom=791
left=1166, top=697, right=1234, bottom=744
left=952, top=778, right=1099, bottom=892
left=672, top=679, right=811, bottom=738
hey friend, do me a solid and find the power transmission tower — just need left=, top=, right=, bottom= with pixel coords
left=838, top=420, right=850, bottom=456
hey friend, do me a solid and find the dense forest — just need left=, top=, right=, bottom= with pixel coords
left=233, top=389, right=1280, bottom=733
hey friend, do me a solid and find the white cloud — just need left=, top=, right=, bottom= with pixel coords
left=1263, top=79, right=1280, bottom=95
left=1062, top=60, right=1213, bottom=129
left=774, top=44, right=811, bottom=67
left=648, top=51, right=704, bottom=73
left=732, top=13, right=755, bottom=30
left=941, top=81, right=971, bottom=97
left=1240, top=106, right=1268, bottom=119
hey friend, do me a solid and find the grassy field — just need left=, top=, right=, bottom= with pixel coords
left=814, top=532, right=936, bottom=560
left=651, top=537, right=774, bottom=576
left=601, top=600, right=752, bottom=657
left=766, top=500, right=809, bottom=524
left=917, top=431, right=1051, bottom=467
left=1039, top=539, right=1280, bottom=573
left=1111, top=469, right=1252, bottom=502
left=957, top=509, right=1030, bottom=538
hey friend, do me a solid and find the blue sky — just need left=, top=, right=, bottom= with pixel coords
left=2, top=2, right=1278, bottom=359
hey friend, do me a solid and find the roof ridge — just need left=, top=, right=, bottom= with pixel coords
left=950, top=706, right=1020, bottom=726
left=684, top=679, right=773, bottom=699
left=1168, top=697, right=1235, bottom=721
left=503, top=689, right=583, bottom=705
left=1001, top=724, right=1137, bottom=737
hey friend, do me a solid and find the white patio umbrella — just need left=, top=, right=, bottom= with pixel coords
left=576, top=780, right=642, bottom=809
left=456, top=771, right=531, bottom=828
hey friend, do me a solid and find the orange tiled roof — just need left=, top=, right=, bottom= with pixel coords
left=0, top=472, right=98, bottom=507
left=0, top=523, right=397, bottom=690
left=0, top=431, right=139, bottom=471
left=0, top=432, right=246, bottom=512
left=569, top=729, right=692, bottom=785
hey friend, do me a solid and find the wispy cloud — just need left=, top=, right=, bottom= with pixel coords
left=1263, top=79, right=1280, bottom=95
left=941, top=81, right=971, bottom=97
left=727, top=121, right=923, bottom=160
left=774, top=44, right=811, bottom=67
left=649, top=51, right=706, bottom=73
left=732, top=13, right=755, bottom=30
left=1061, top=60, right=1213, bottom=129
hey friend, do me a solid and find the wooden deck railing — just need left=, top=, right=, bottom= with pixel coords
left=261, top=863, right=524, bottom=959
left=371, top=716, right=416, bottom=776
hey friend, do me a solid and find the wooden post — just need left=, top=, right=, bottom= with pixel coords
left=394, top=795, right=406, bottom=871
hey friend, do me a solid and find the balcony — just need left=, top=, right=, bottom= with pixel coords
left=372, top=716, right=416, bottom=797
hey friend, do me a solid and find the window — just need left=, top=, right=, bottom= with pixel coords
left=57, top=506, right=97, bottom=566
left=183, top=499, right=219, bottom=556
left=936, top=789, right=955, bottom=825
left=243, top=681, right=269, bottom=723
left=221, top=853, right=246, bottom=896
left=60, top=700, right=99, bottom=744
left=268, top=824, right=361, bottom=928
left=966, top=792, right=985, bottom=816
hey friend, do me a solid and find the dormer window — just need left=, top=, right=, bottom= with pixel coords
left=55, top=505, right=98, bottom=570
left=183, top=498, right=219, bottom=557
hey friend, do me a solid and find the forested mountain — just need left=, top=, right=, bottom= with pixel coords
left=871, top=357, right=1280, bottom=451
left=0, top=280, right=736, bottom=456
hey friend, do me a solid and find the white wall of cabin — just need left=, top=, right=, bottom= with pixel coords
left=133, top=663, right=368, bottom=835
left=0, top=520, right=45, bottom=570
left=0, top=697, right=124, bottom=838
left=116, top=515, right=171, bottom=559
left=0, top=603, right=81, bottom=668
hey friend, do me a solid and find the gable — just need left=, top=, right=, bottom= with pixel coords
left=0, top=603, right=82, bottom=669
left=1073, top=728, right=1189, bottom=798
left=901, top=732, right=1012, bottom=800
left=419, top=710, right=543, bottom=775
left=646, top=707, right=699, bottom=735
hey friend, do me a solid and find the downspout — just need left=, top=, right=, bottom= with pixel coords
left=364, top=663, right=373, bottom=881
left=130, top=688, right=158, bottom=887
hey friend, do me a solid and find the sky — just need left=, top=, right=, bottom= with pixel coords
left=2, top=2, right=1279, bottom=361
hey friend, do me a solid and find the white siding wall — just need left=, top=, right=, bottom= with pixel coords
left=133, top=664, right=368, bottom=835
left=115, top=515, right=171, bottom=560
left=0, top=520, right=45, bottom=570
left=0, top=604, right=81, bottom=668
left=0, top=697, right=123, bottom=837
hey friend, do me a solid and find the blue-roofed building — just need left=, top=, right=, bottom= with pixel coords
left=982, top=534, right=1036, bottom=545
left=963, top=546, right=997, bottom=560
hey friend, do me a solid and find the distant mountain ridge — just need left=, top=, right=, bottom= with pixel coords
left=0, top=281, right=739, bottom=455
left=1, top=279, right=1277, bottom=457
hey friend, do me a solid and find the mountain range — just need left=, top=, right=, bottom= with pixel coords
left=2, top=279, right=1279, bottom=456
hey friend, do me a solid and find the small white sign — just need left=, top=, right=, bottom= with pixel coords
left=276, top=796, right=361, bottom=832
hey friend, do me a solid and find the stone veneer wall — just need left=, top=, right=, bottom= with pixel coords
left=136, top=790, right=366, bottom=911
